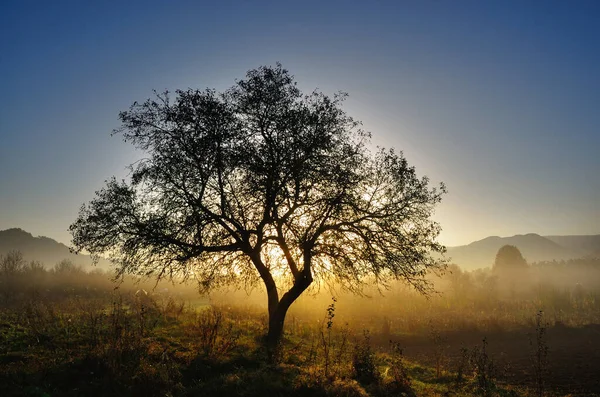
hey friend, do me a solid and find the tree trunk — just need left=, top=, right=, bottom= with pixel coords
left=265, top=272, right=313, bottom=352
left=266, top=305, right=288, bottom=350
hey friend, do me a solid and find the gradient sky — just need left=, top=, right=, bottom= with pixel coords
left=1, top=0, right=599, bottom=247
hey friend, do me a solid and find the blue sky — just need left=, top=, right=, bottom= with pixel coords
left=1, top=0, right=599, bottom=247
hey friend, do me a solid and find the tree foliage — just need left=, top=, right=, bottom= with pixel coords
left=493, top=245, right=528, bottom=272
left=493, top=245, right=530, bottom=295
left=70, top=63, right=447, bottom=346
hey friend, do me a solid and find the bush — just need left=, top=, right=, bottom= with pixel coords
left=352, top=330, right=378, bottom=384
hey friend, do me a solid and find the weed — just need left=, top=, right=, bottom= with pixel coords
left=190, top=306, right=240, bottom=358
left=320, top=296, right=337, bottom=378
left=352, top=330, right=378, bottom=384
left=529, top=310, right=549, bottom=397
left=455, top=346, right=470, bottom=387
left=471, top=337, right=496, bottom=395
left=388, top=340, right=412, bottom=393
left=332, top=322, right=350, bottom=378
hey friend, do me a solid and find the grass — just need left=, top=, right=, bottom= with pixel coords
left=0, top=293, right=563, bottom=397
left=1, top=253, right=599, bottom=396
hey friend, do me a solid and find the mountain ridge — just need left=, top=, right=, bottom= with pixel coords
left=0, top=228, right=112, bottom=271
left=447, top=233, right=600, bottom=270
left=2, top=228, right=599, bottom=272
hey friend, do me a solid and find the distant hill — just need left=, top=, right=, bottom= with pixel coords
left=545, top=235, right=600, bottom=256
left=447, top=233, right=599, bottom=270
left=3, top=227, right=598, bottom=273
left=0, top=228, right=112, bottom=271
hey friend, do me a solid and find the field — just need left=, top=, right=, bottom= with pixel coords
left=1, top=254, right=599, bottom=396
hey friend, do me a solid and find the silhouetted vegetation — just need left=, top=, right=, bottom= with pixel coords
left=494, top=245, right=528, bottom=271
left=69, top=64, right=447, bottom=349
left=492, top=245, right=531, bottom=297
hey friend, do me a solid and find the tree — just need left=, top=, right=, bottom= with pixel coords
left=493, top=245, right=528, bottom=271
left=0, top=250, right=25, bottom=274
left=70, top=64, right=447, bottom=349
left=492, top=245, right=529, bottom=295
left=0, top=250, right=26, bottom=304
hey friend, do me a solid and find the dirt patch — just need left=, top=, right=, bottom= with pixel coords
left=383, top=324, right=600, bottom=396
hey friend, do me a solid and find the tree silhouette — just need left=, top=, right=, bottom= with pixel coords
left=69, top=64, right=447, bottom=349
left=493, top=245, right=529, bottom=295
left=493, top=245, right=528, bottom=271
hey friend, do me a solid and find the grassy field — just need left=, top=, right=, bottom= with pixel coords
left=1, top=254, right=599, bottom=396
left=0, top=295, right=530, bottom=397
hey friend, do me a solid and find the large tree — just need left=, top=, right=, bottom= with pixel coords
left=70, top=64, right=447, bottom=348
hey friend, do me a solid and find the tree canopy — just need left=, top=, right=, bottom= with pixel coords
left=493, top=245, right=528, bottom=272
left=70, top=64, right=447, bottom=347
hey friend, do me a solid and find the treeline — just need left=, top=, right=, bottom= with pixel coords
left=530, top=257, right=600, bottom=289
left=2, top=248, right=599, bottom=332
left=0, top=250, right=200, bottom=308
left=277, top=256, right=600, bottom=336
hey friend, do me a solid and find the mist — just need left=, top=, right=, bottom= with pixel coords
left=1, top=241, right=599, bottom=395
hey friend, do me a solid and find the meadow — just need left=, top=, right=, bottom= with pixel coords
left=1, top=251, right=599, bottom=397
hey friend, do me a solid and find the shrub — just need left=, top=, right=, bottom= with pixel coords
left=352, top=330, right=378, bottom=384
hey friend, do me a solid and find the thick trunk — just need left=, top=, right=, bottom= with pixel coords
left=253, top=248, right=314, bottom=354
left=265, top=271, right=313, bottom=350
left=249, top=251, right=281, bottom=346
left=266, top=305, right=288, bottom=349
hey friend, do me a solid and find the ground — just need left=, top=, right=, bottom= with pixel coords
left=1, top=292, right=598, bottom=397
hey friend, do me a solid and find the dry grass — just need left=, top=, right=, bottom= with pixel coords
left=0, top=253, right=599, bottom=396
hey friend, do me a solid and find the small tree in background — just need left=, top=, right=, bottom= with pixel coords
left=493, top=245, right=528, bottom=271
left=0, top=251, right=26, bottom=304
left=70, top=63, right=447, bottom=350
left=493, top=245, right=529, bottom=296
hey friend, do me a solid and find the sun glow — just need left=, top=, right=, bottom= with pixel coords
left=261, top=244, right=293, bottom=283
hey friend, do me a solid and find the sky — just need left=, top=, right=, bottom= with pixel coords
left=0, top=0, right=599, bottom=247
